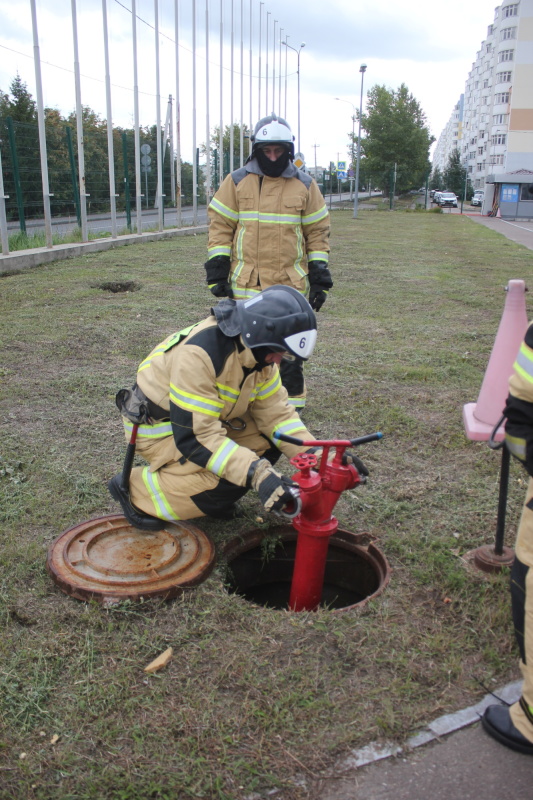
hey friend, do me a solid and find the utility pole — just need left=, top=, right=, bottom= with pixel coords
left=313, top=143, right=320, bottom=176
left=353, top=63, right=367, bottom=219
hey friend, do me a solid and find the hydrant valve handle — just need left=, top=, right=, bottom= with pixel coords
left=273, top=432, right=383, bottom=447
left=350, top=432, right=383, bottom=446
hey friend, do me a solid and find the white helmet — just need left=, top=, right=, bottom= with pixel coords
left=251, top=114, right=295, bottom=159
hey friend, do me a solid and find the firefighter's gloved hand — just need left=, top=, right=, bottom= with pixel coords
left=204, top=255, right=234, bottom=298
left=309, top=286, right=328, bottom=312
left=250, top=459, right=300, bottom=513
left=308, top=260, right=333, bottom=312
left=342, top=450, right=369, bottom=478
left=312, top=448, right=369, bottom=480
left=210, top=280, right=234, bottom=298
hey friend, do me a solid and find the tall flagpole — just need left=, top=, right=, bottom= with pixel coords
left=278, top=27, right=283, bottom=117
left=205, top=0, right=211, bottom=201
left=101, top=0, right=117, bottom=238
left=154, top=0, right=163, bottom=231
left=229, top=0, right=234, bottom=171
left=265, top=11, right=269, bottom=115
left=219, top=0, right=224, bottom=184
left=249, top=0, right=252, bottom=147
left=272, top=19, right=276, bottom=113
left=131, top=0, right=142, bottom=234
left=174, top=0, right=182, bottom=226
left=192, top=0, right=198, bottom=224
left=70, top=0, right=88, bottom=241
left=239, top=0, right=244, bottom=166
left=258, top=2, right=263, bottom=120
left=284, top=34, right=288, bottom=118
left=30, top=0, right=54, bottom=248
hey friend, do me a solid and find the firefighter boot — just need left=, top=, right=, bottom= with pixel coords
left=482, top=705, right=533, bottom=755
left=108, top=474, right=165, bottom=531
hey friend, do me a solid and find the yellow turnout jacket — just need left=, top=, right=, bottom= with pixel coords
left=207, top=159, right=330, bottom=300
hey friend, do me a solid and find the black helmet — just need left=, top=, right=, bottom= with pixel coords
left=250, top=114, right=295, bottom=160
left=236, top=286, right=317, bottom=360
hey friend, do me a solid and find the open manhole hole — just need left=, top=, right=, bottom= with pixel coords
left=96, top=280, right=140, bottom=293
left=222, top=526, right=391, bottom=612
left=47, top=514, right=215, bottom=604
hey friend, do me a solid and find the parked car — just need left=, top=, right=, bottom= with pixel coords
left=471, top=191, right=484, bottom=207
left=433, top=191, right=443, bottom=203
left=438, top=192, right=458, bottom=208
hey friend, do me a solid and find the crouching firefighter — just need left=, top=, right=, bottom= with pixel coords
left=482, top=322, right=533, bottom=755
left=108, top=285, right=319, bottom=530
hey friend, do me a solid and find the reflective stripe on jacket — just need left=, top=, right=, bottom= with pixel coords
left=207, top=159, right=330, bottom=299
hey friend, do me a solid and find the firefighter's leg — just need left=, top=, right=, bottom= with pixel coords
left=279, top=358, right=306, bottom=414
left=509, top=478, right=533, bottom=744
left=128, top=463, right=249, bottom=521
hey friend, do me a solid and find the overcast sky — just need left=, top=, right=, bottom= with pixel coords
left=0, top=0, right=495, bottom=168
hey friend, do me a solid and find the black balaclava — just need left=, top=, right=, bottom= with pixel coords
left=251, top=346, right=281, bottom=368
left=255, top=145, right=291, bottom=177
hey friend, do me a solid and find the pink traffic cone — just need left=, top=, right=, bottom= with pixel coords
left=463, top=279, right=529, bottom=441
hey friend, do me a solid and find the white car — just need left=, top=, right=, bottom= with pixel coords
left=471, top=191, right=484, bottom=207
left=438, top=192, right=458, bottom=208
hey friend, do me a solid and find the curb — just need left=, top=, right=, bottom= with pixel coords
left=331, top=679, right=522, bottom=772
left=0, top=225, right=208, bottom=276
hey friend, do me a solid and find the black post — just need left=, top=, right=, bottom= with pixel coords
left=65, top=126, right=81, bottom=227
left=6, top=117, right=26, bottom=233
left=494, top=445, right=510, bottom=556
left=122, top=132, right=131, bottom=231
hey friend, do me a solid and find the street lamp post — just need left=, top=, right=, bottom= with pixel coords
left=282, top=40, right=305, bottom=155
left=335, top=97, right=356, bottom=200
left=353, top=63, right=367, bottom=219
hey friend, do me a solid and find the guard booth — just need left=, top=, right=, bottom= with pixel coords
left=483, top=170, right=533, bottom=220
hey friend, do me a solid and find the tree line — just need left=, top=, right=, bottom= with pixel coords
left=1, top=73, right=441, bottom=225
left=0, top=75, right=207, bottom=224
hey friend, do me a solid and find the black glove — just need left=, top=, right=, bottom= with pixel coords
left=342, top=450, right=369, bottom=477
left=313, top=448, right=369, bottom=479
left=250, top=459, right=300, bottom=513
left=308, top=260, right=333, bottom=311
left=503, top=393, right=533, bottom=476
left=204, top=255, right=234, bottom=299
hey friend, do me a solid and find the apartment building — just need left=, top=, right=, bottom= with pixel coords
left=432, top=96, right=464, bottom=174
left=433, top=0, right=533, bottom=207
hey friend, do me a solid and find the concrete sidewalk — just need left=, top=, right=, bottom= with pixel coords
left=467, top=213, right=533, bottom=252
left=311, top=680, right=532, bottom=800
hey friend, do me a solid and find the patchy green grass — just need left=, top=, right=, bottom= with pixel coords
left=0, top=209, right=531, bottom=799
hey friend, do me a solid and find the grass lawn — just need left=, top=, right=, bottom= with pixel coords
left=1, top=207, right=532, bottom=799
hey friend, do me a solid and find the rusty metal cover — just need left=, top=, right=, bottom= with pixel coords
left=47, top=514, right=215, bottom=603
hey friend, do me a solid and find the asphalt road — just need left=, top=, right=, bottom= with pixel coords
left=6, top=205, right=209, bottom=237
left=5, top=191, right=377, bottom=238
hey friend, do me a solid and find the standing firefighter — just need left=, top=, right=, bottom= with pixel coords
left=205, top=114, right=331, bottom=413
left=108, top=286, right=320, bottom=528
left=482, top=323, right=533, bottom=755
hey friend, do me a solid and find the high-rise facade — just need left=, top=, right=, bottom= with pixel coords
left=433, top=1, right=533, bottom=191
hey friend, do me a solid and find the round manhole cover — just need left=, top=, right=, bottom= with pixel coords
left=47, top=514, right=215, bottom=603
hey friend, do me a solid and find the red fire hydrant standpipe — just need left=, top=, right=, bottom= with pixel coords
left=273, top=431, right=383, bottom=612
